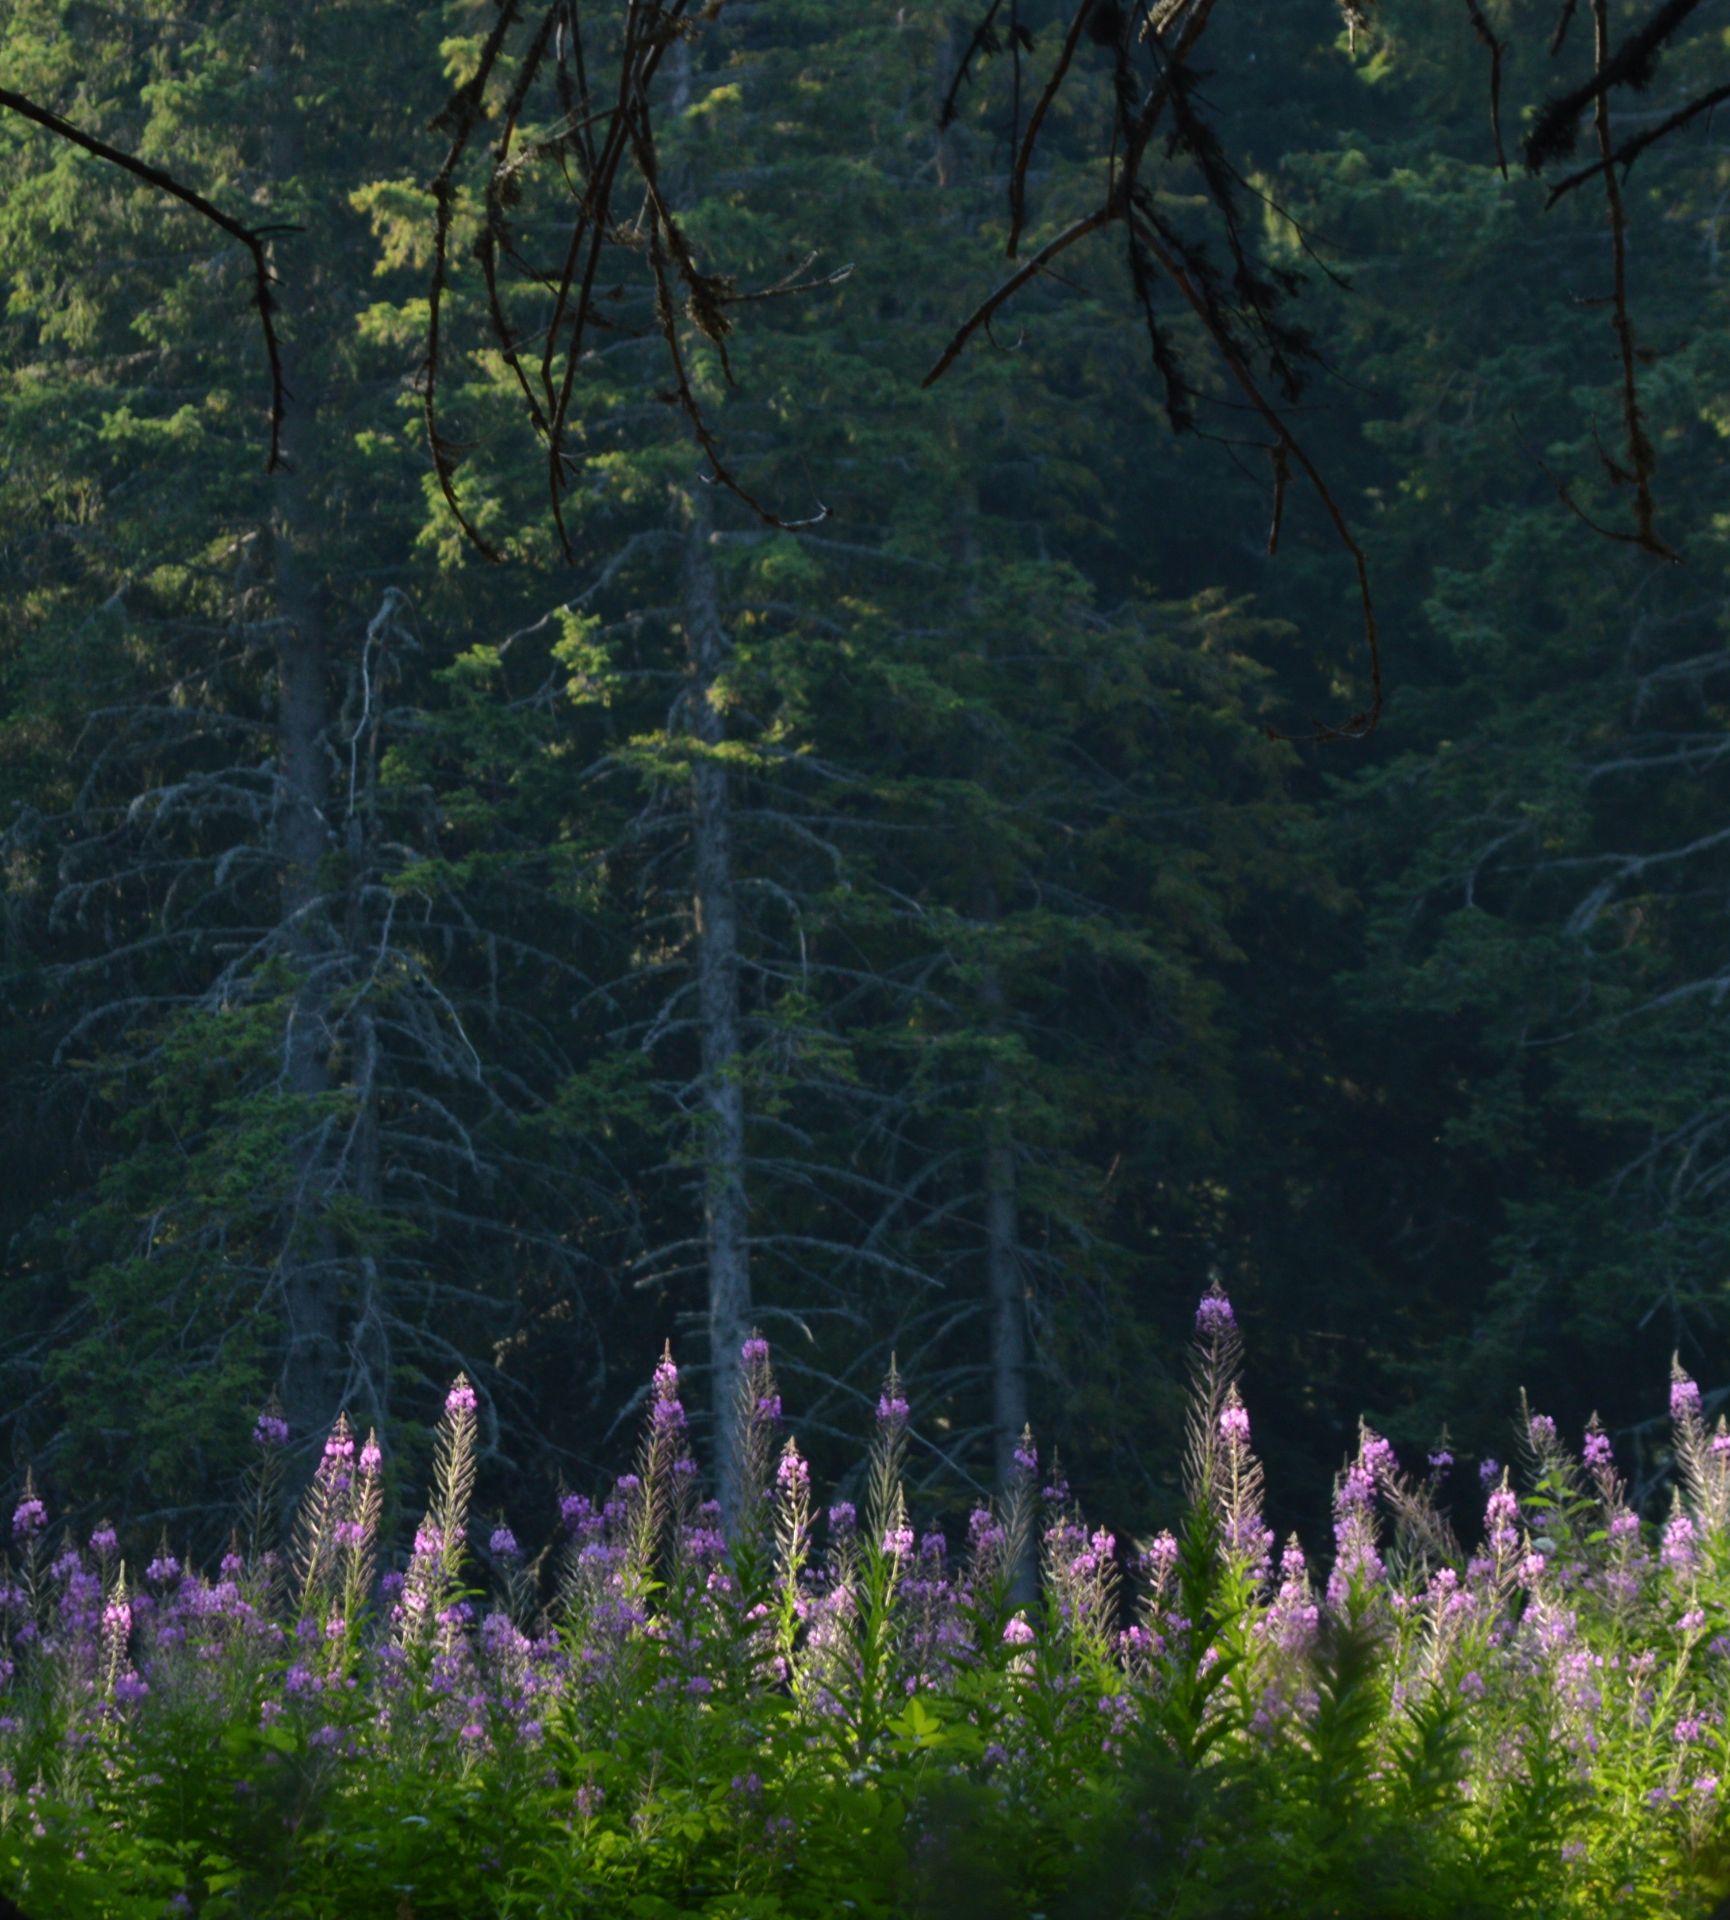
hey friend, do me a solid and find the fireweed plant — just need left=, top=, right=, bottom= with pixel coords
left=2, top=1309, right=1730, bottom=1917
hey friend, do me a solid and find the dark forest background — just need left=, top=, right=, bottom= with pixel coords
left=3, top=0, right=1727, bottom=1569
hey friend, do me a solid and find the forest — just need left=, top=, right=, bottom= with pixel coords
left=3, top=0, right=1730, bottom=1912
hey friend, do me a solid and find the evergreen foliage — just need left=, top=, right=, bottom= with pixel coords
left=4, top=0, right=1730, bottom=1897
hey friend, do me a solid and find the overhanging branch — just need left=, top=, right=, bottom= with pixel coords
left=0, top=84, right=292, bottom=470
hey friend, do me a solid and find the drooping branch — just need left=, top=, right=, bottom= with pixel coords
left=1575, top=0, right=1677, bottom=562
left=941, top=0, right=1015, bottom=130
left=1542, top=80, right=1730, bottom=205
left=0, top=84, right=291, bottom=469
left=932, top=0, right=1727, bottom=726
left=922, top=209, right=1114, bottom=392
left=417, top=0, right=831, bottom=560
left=1524, top=0, right=1708, bottom=171
left=1459, top=0, right=1509, bottom=179
left=1005, top=1, right=1100, bottom=258
left=933, top=0, right=1370, bottom=729
left=1130, top=213, right=1381, bottom=739
left=1550, top=0, right=1582, bottom=58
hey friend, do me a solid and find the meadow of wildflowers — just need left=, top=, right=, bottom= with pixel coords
left=2, top=1303, right=1730, bottom=1917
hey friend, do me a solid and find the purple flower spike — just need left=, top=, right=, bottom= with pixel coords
left=1528, top=1412, right=1558, bottom=1449
left=1485, top=1483, right=1520, bottom=1554
left=253, top=1412, right=289, bottom=1449
left=1142, top=1531, right=1180, bottom=1576
left=1663, top=1512, right=1699, bottom=1572
left=1194, top=1289, right=1235, bottom=1339
left=1672, top=1375, right=1704, bottom=1423
left=1218, top=1403, right=1252, bottom=1448
left=88, top=1526, right=119, bottom=1557
left=740, top=1336, right=771, bottom=1366
left=359, top=1438, right=382, bottom=1477
left=445, top=1380, right=478, bottom=1418
left=10, top=1497, right=45, bottom=1542
left=1584, top=1429, right=1614, bottom=1472
left=1427, top=1449, right=1454, bottom=1475
left=489, top=1526, right=519, bottom=1559
left=968, top=1508, right=1004, bottom=1555
left=1337, top=1464, right=1376, bottom=1516
left=1002, top=1616, right=1035, bottom=1647
left=876, top=1393, right=910, bottom=1426
left=1359, top=1430, right=1396, bottom=1483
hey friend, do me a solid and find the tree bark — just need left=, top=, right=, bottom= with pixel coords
left=980, top=927, right=1035, bottom=1604
left=983, top=1081, right=1029, bottom=1495
left=957, top=463, right=1033, bottom=1522
left=264, top=7, right=344, bottom=1473
left=978, top=894, right=1028, bottom=1491
left=681, top=486, right=753, bottom=1525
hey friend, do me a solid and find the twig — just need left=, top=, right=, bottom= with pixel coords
left=1550, top=0, right=1581, bottom=58
left=1006, top=1, right=1100, bottom=257
left=940, top=0, right=1013, bottom=130
left=1265, top=440, right=1289, bottom=557
left=922, top=208, right=1114, bottom=389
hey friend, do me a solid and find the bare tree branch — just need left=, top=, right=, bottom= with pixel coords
left=0, top=84, right=291, bottom=469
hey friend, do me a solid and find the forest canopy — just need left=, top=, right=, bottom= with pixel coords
left=1, top=0, right=1729, bottom=1569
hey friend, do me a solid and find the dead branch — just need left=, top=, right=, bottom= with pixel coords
left=1130, top=214, right=1381, bottom=739
left=0, top=84, right=290, bottom=469
left=1460, top=0, right=1509, bottom=178
left=415, top=0, right=830, bottom=558
left=1544, top=79, right=1730, bottom=205
left=1587, top=0, right=1679, bottom=563
left=1525, top=0, right=1707, bottom=171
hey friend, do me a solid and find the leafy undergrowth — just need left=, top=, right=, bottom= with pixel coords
left=2, top=1305, right=1730, bottom=1918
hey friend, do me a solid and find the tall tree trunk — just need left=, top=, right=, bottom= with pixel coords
left=983, top=1065, right=1029, bottom=1494
left=979, top=915, right=1036, bottom=1604
left=264, top=8, right=344, bottom=1473
left=681, top=486, right=752, bottom=1524
left=334, top=595, right=409, bottom=1449
left=957, top=463, right=1033, bottom=1518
